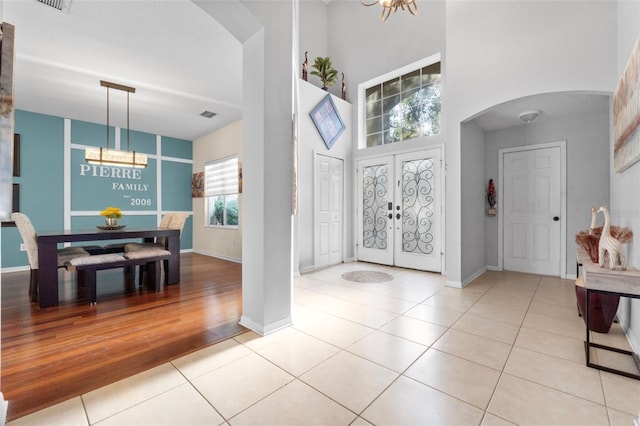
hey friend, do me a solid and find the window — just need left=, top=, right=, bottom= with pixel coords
left=362, top=60, right=441, bottom=148
left=205, top=156, right=239, bottom=227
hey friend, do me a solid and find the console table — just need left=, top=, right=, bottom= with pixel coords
left=582, top=261, right=640, bottom=380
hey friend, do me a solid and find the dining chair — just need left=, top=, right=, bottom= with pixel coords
left=124, top=213, right=189, bottom=285
left=124, top=213, right=175, bottom=252
left=11, top=212, right=90, bottom=302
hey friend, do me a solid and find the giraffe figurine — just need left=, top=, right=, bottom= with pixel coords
left=597, top=205, right=627, bottom=270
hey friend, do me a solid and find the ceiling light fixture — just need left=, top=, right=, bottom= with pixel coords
left=361, top=0, right=418, bottom=22
left=85, top=80, right=147, bottom=168
left=518, top=110, right=542, bottom=123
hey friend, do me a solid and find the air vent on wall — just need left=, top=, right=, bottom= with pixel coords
left=36, top=0, right=72, bottom=13
left=200, top=111, right=217, bottom=119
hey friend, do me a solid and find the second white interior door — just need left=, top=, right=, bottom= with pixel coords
left=502, top=145, right=562, bottom=276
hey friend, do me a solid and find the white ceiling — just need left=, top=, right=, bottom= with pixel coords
left=4, top=0, right=243, bottom=141
left=472, top=92, right=611, bottom=131
left=3, top=2, right=611, bottom=142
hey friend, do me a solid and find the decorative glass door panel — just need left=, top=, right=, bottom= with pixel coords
left=357, top=156, right=394, bottom=265
left=400, top=158, right=434, bottom=254
left=394, top=150, right=441, bottom=271
left=362, top=163, right=389, bottom=250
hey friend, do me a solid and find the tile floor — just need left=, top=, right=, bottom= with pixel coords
left=8, top=263, right=640, bottom=425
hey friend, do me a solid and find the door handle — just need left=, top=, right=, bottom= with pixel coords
left=396, top=213, right=401, bottom=220
left=553, top=216, right=560, bottom=221
left=388, top=213, right=393, bottom=220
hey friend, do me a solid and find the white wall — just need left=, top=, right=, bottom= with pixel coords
left=324, top=0, right=445, bottom=265
left=447, top=1, right=618, bottom=285
left=613, top=0, right=640, bottom=354
left=297, top=80, right=352, bottom=273
left=192, top=120, right=243, bottom=262
left=460, top=120, right=487, bottom=284
left=483, top=107, right=611, bottom=277
left=299, top=0, right=328, bottom=80
left=197, top=0, right=294, bottom=335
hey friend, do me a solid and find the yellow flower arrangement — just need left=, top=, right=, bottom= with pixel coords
left=99, top=207, right=123, bottom=219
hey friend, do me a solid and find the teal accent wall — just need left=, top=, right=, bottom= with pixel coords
left=120, top=128, right=156, bottom=154
left=71, top=150, right=158, bottom=211
left=71, top=119, right=115, bottom=148
left=162, top=136, right=192, bottom=159
left=1, top=110, right=193, bottom=269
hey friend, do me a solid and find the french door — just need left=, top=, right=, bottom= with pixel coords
left=357, top=148, right=442, bottom=272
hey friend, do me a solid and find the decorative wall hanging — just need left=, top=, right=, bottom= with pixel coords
left=341, top=73, right=347, bottom=101
left=302, top=51, right=308, bottom=81
left=614, top=34, right=640, bottom=172
left=12, top=133, right=20, bottom=176
left=486, top=178, right=496, bottom=216
left=310, top=94, right=346, bottom=150
left=192, top=172, right=204, bottom=198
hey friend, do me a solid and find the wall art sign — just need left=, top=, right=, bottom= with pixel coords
left=614, top=34, right=640, bottom=173
left=192, top=171, right=204, bottom=197
left=309, top=94, right=345, bottom=150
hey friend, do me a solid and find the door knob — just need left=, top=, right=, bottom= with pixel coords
left=553, top=216, right=560, bottom=221
left=396, top=213, right=401, bottom=220
left=388, top=213, right=393, bottom=220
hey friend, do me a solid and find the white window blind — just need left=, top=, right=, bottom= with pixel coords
left=205, top=156, right=238, bottom=196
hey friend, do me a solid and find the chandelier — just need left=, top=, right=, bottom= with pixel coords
left=85, top=80, right=148, bottom=168
left=361, top=0, right=418, bottom=22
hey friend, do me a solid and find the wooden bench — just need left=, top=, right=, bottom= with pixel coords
left=66, top=250, right=171, bottom=304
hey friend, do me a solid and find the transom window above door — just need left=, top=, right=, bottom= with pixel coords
left=360, top=55, right=441, bottom=148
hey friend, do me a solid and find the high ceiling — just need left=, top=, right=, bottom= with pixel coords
left=471, top=92, right=610, bottom=131
left=4, top=0, right=243, bottom=141
left=3, top=1, right=611, bottom=142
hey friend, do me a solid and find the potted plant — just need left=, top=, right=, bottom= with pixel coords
left=311, top=56, right=338, bottom=91
left=100, top=206, right=123, bottom=227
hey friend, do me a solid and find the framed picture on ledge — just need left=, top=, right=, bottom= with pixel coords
left=309, top=94, right=345, bottom=150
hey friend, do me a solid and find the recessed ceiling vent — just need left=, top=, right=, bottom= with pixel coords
left=36, top=0, right=72, bottom=13
left=200, top=111, right=217, bottom=119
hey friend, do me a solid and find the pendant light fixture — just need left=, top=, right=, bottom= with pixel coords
left=85, top=80, right=147, bottom=168
left=361, top=0, right=418, bottom=22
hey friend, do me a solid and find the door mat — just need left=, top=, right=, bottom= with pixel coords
left=341, top=271, right=393, bottom=283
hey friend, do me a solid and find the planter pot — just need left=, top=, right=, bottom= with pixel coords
left=105, top=217, right=119, bottom=227
left=575, top=278, right=620, bottom=333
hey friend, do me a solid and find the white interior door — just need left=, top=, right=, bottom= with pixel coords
left=314, top=154, right=344, bottom=268
left=503, top=146, right=561, bottom=275
left=357, top=148, right=442, bottom=272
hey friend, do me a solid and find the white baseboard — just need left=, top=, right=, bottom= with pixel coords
left=299, top=265, right=315, bottom=274
left=618, top=313, right=640, bottom=355
left=446, top=279, right=463, bottom=289
left=565, top=273, right=578, bottom=280
left=239, top=315, right=292, bottom=336
left=462, top=266, right=488, bottom=287
left=0, top=265, right=29, bottom=274
left=193, top=250, right=242, bottom=264
left=486, top=265, right=501, bottom=271
left=0, top=392, right=7, bottom=426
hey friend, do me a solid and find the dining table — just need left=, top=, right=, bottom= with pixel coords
left=36, top=227, right=180, bottom=308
